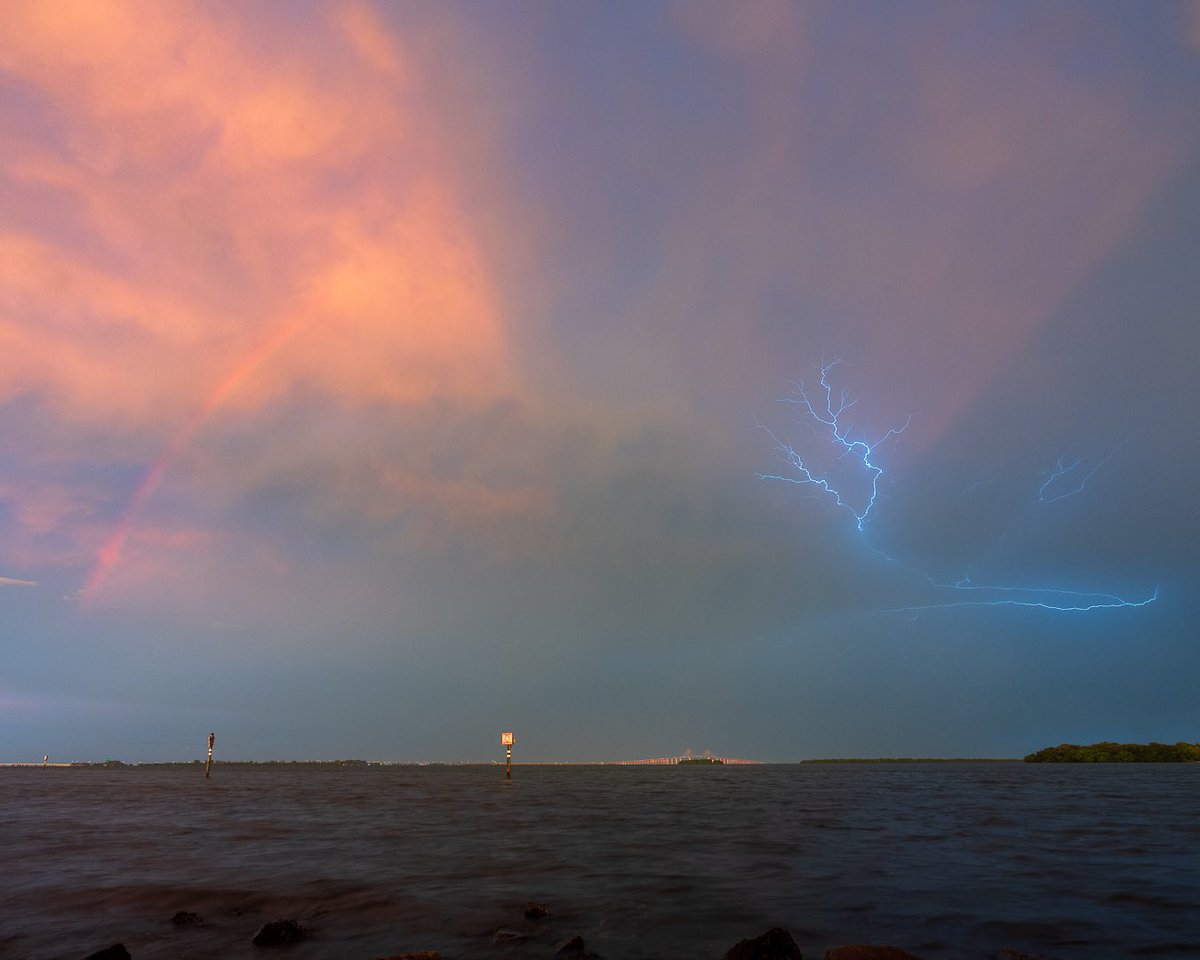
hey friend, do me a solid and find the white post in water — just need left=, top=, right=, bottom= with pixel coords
left=205, top=731, right=215, bottom=779
left=501, top=731, right=514, bottom=780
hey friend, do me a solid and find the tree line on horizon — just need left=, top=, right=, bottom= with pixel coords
left=1024, top=741, right=1200, bottom=762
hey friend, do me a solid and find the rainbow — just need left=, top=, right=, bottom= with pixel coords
left=80, top=316, right=306, bottom=603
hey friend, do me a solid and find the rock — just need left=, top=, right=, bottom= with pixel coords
left=725, top=927, right=804, bottom=960
left=85, top=946, right=131, bottom=960
left=555, top=935, right=586, bottom=956
left=252, top=919, right=311, bottom=947
left=377, top=953, right=441, bottom=960
left=824, top=948, right=923, bottom=960
left=524, top=901, right=550, bottom=920
left=492, top=928, right=529, bottom=944
left=170, top=910, right=203, bottom=926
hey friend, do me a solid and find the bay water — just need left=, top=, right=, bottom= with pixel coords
left=1, top=763, right=1196, bottom=959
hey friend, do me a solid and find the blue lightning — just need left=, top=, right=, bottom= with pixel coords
left=961, top=477, right=998, bottom=495
left=881, top=575, right=1160, bottom=615
left=757, top=360, right=910, bottom=531
left=760, top=361, right=1158, bottom=616
left=1038, top=444, right=1122, bottom=503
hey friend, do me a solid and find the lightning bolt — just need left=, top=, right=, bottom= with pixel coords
left=961, top=477, right=998, bottom=495
left=757, top=359, right=909, bottom=531
left=761, top=361, right=1158, bottom=615
left=886, top=584, right=1159, bottom=615
left=1037, top=444, right=1122, bottom=503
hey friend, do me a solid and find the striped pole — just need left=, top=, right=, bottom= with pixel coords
left=501, top=732, right=514, bottom=780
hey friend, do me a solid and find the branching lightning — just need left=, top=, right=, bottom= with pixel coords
left=757, top=359, right=909, bottom=531
left=1037, top=444, right=1122, bottom=503
left=760, top=360, right=1157, bottom=616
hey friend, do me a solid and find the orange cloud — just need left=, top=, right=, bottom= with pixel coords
left=0, top=1, right=522, bottom=602
left=0, top=0, right=513, bottom=426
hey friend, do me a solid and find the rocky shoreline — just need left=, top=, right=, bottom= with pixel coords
left=79, top=905, right=1054, bottom=960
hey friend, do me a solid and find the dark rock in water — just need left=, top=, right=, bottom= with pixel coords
left=376, top=953, right=442, bottom=960
left=555, top=935, right=586, bottom=956
left=524, top=901, right=550, bottom=920
left=252, top=919, right=311, bottom=947
left=824, top=947, right=923, bottom=960
left=85, top=946, right=131, bottom=960
left=725, top=927, right=804, bottom=960
left=492, top=928, right=529, bottom=944
left=170, top=910, right=203, bottom=926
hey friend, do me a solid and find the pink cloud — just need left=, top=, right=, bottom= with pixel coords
left=0, top=0, right=515, bottom=429
left=656, top=5, right=1189, bottom=454
left=0, top=1, right=529, bottom=602
left=0, top=690, right=39, bottom=711
left=1186, top=1, right=1200, bottom=52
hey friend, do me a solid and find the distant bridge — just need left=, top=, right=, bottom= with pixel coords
left=612, top=754, right=762, bottom=765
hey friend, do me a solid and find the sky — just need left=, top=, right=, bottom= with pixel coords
left=2, top=1, right=1198, bottom=763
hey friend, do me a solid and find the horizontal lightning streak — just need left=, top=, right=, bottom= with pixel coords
left=886, top=584, right=1159, bottom=615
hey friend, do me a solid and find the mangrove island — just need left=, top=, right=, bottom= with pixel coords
left=1024, top=741, right=1200, bottom=762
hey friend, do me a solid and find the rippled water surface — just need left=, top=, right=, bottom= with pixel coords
left=1, top=763, right=1197, bottom=959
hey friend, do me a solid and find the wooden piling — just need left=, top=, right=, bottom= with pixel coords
left=205, top=731, right=215, bottom=779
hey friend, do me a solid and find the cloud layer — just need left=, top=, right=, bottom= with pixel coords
left=2, top=1, right=1198, bottom=761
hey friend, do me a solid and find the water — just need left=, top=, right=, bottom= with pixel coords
left=1, top=763, right=1196, bottom=960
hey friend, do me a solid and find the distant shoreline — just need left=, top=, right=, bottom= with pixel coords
left=9, top=750, right=1196, bottom=766
left=800, top=757, right=1020, bottom=764
left=2, top=757, right=1029, bottom=768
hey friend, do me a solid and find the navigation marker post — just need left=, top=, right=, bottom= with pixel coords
left=205, top=731, right=215, bottom=779
left=501, top=731, right=514, bottom=780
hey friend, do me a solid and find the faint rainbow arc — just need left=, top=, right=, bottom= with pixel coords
left=80, top=317, right=306, bottom=603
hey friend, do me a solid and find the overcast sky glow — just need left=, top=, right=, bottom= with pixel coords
left=2, top=1, right=1198, bottom=762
